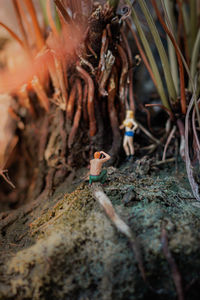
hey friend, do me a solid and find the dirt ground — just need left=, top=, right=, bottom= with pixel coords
left=0, top=158, right=200, bottom=300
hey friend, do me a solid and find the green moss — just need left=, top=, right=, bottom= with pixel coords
left=1, top=161, right=200, bottom=299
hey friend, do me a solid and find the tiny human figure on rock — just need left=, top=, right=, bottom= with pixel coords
left=119, top=110, right=138, bottom=162
left=89, top=151, right=111, bottom=185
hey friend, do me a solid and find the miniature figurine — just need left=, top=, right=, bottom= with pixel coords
left=119, top=110, right=138, bottom=161
left=89, top=151, right=111, bottom=185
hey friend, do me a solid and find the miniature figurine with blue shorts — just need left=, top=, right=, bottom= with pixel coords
left=120, top=110, right=138, bottom=161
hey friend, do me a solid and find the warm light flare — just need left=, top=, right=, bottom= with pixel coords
left=0, top=23, right=83, bottom=94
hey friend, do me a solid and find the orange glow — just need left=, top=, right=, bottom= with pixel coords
left=0, top=23, right=83, bottom=94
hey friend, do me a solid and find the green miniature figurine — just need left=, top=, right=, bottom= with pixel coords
left=119, top=110, right=138, bottom=161
left=89, top=151, right=111, bottom=185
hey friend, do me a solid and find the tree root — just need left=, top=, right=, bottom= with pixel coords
left=161, top=227, right=185, bottom=300
left=0, top=199, right=40, bottom=233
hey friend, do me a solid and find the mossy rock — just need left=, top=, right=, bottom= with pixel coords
left=0, top=161, right=200, bottom=300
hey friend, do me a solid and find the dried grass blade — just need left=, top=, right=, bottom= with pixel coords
left=160, top=0, right=200, bottom=127
left=0, top=22, right=24, bottom=49
left=125, top=1, right=170, bottom=110
left=138, top=0, right=177, bottom=103
left=189, top=29, right=200, bottom=90
left=46, top=0, right=59, bottom=37
left=176, top=0, right=190, bottom=66
left=185, top=92, right=200, bottom=201
left=164, top=0, right=179, bottom=93
left=23, top=0, right=45, bottom=50
left=12, top=0, right=29, bottom=48
left=190, top=0, right=198, bottom=50
left=126, top=19, right=158, bottom=92
left=31, top=76, right=49, bottom=112
left=151, top=0, right=186, bottom=115
left=192, top=99, right=200, bottom=156
left=54, top=0, right=73, bottom=24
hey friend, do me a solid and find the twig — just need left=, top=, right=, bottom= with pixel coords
left=140, top=144, right=157, bottom=152
left=145, top=104, right=174, bottom=121
left=162, top=125, right=176, bottom=161
left=154, top=158, right=175, bottom=166
left=91, top=182, right=146, bottom=281
left=0, top=170, right=15, bottom=189
left=177, top=119, right=185, bottom=161
left=137, top=121, right=161, bottom=145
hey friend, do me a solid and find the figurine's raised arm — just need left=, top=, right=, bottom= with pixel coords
left=100, top=151, right=111, bottom=162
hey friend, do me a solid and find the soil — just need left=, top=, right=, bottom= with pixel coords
left=0, top=158, right=200, bottom=300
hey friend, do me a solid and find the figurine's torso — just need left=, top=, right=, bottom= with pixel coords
left=90, top=159, right=103, bottom=176
left=123, top=118, right=137, bottom=132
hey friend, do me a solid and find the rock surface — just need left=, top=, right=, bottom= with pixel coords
left=0, top=160, right=200, bottom=300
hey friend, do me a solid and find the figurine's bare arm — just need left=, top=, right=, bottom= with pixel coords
left=100, top=151, right=111, bottom=163
left=119, top=124, right=125, bottom=130
left=130, top=119, right=138, bottom=131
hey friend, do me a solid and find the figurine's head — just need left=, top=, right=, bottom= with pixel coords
left=126, top=110, right=134, bottom=119
left=94, top=152, right=105, bottom=159
left=94, top=151, right=101, bottom=159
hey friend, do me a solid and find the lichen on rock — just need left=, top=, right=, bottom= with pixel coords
left=1, top=161, right=200, bottom=300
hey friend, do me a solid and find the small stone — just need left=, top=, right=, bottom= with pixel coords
left=122, top=190, right=136, bottom=206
